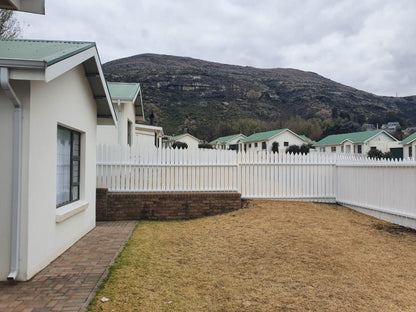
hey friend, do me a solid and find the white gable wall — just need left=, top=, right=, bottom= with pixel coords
left=176, top=135, right=200, bottom=149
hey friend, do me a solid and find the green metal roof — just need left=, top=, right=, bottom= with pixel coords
left=314, top=130, right=386, bottom=146
left=0, top=39, right=95, bottom=66
left=170, top=133, right=188, bottom=141
left=299, top=135, right=315, bottom=144
left=210, top=133, right=245, bottom=144
left=402, top=132, right=416, bottom=145
left=107, top=82, right=140, bottom=100
left=242, top=129, right=286, bottom=142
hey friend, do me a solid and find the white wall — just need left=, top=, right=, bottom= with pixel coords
left=97, top=101, right=135, bottom=146
left=4, top=65, right=98, bottom=281
left=177, top=134, right=200, bottom=149
left=135, top=128, right=158, bottom=148
left=403, top=142, right=416, bottom=159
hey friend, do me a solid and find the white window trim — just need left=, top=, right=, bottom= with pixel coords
left=56, top=200, right=88, bottom=223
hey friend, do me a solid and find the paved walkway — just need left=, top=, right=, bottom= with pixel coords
left=0, top=221, right=137, bottom=312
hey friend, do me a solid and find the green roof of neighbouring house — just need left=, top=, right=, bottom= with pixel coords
left=209, top=133, right=245, bottom=144
left=107, top=82, right=140, bottom=100
left=242, top=129, right=287, bottom=142
left=0, top=39, right=95, bottom=66
left=401, top=132, right=416, bottom=145
left=299, top=135, right=315, bottom=144
left=314, top=130, right=391, bottom=146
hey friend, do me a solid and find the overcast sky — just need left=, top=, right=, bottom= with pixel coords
left=16, top=0, right=416, bottom=96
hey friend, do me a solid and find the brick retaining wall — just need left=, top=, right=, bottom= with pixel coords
left=96, top=189, right=242, bottom=221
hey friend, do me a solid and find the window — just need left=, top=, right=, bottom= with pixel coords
left=284, top=141, right=289, bottom=147
left=249, top=143, right=252, bottom=148
left=370, top=146, right=376, bottom=150
left=320, top=147, right=326, bottom=152
left=331, top=146, right=336, bottom=152
left=56, top=126, right=80, bottom=207
left=262, top=142, right=267, bottom=150
left=410, top=146, right=413, bottom=158
left=341, top=146, right=344, bottom=153
left=357, top=144, right=362, bottom=154
left=127, top=120, right=132, bottom=146
left=254, top=142, right=258, bottom=147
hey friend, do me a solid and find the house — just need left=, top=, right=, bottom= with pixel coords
left=0, top=39, right=116, bottom=281
left=135, top=123, right=164, bottom=148
left=97, top=82, right=145, bottom=146
left=381, top=121, right=400, bottom=132
left=314, top=130, right=399, bottom=155
left=242, top=129, right=308, bottom=152
left=164, top=133, right=201, bottom=149
left=0, top=0, right=44, bottom=14
left=210, top=133, right=246, bottom=150
left=402, top=132, right=416, bottom=160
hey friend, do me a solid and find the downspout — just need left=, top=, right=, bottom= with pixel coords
left=0, top=67, right=22, bottom=281
left=117, top=99, right=122, bottom=145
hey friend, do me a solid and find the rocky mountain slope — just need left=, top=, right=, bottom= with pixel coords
left=103, top=54, right=416, bottom=141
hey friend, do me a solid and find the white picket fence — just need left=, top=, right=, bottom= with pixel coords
left=97, top=145, right=416, bottom=227
left=96, top=145, right=366, bottom=201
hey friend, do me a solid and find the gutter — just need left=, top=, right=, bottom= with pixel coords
left=0, top=67, right=22, bottom=281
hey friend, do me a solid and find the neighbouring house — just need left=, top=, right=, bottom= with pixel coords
left=314, top=130, right=400, bottom=155
left=97, top=82, right=145, bottom=146
left=210, top=133, right=246, bottom=150
left=164, top=133, right=201, bottom=149
left=362, top=123, right=376, bottom=131
left=0, top=0, right=44, bottom=14
left=381, top=121, right=400, bottom=132
left=135, top=123, right=164, bottom=148
left=242, top=129, right=308, bottom=152
left=402, top=132, right=416, bottom=160
left=0, top=39, right=116, bottom=281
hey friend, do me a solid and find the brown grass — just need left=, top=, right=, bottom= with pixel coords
left=89, top=201, right=416, bottom=312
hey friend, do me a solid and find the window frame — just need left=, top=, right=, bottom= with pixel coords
left=56, top=125, right=81, bottom=208
left=284, top=141, right=289, bottom=147
left=262, top=142, right=267, bottom=150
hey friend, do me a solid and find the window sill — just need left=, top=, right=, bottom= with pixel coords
left=56, top=200, right=88, bottom=223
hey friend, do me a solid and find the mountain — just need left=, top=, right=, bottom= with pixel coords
left=103, top=53, right=416, bottom=141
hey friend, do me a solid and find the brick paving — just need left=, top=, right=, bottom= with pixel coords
left=0, top=221, right=137, bottom=312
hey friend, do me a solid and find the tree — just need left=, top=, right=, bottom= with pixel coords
left=0, top=9, right=21, bottom=39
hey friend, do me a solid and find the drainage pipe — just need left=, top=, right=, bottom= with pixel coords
left=1, top=67, right=22, bottom=281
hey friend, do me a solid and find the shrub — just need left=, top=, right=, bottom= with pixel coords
left=272, top=141, right=279, bottom=153
left=198, top=143, right=213, bottom=149
left=286, top=144, right=310, bottom=154
left=367, top=148, right=393, bottom=159
left=172, top=142, right=188, bottom=149
left=367, top=148, right=384, bottom=159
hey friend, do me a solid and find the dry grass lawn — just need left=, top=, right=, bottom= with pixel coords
left=89, top=200, right=416, bottom=312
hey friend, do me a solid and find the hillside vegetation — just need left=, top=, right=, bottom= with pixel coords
left=104, top=54, right=416, bottom=141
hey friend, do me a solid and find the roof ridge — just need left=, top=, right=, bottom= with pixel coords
left=0, top=38, right=95, bottom=45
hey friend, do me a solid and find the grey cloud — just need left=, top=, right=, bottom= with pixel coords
left=16, top=0, right=416, bottom=96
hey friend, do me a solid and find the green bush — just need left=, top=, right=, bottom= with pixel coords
left=272, top=142, right=279, bottom=153
left=172, top=142, right=188, bottom=149
left=198, top=143, right=213, bottom=149
left=286, top=144, right=310, bottom=154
